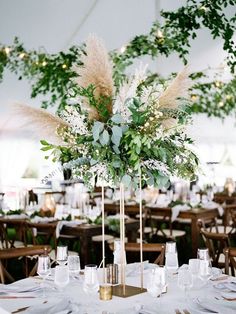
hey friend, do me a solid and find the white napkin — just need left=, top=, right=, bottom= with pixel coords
left=202, top=201, right=224, bottom=216
left=5, top=214, right=28, bottom=219
left=24, top=297, right=77, bottom=314
left=171, top=204, right=191, bottom=221
left=56, top=220, right=85, bottom=238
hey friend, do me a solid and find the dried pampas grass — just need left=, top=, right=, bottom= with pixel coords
left=159, top=66, right=192, bottom=110
left=75, top=34, right=114, bottom=120
left=12, top=103, right=69, bottom=145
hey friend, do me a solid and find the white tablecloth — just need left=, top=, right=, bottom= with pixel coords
left=0, top=265, right=236, bottom=314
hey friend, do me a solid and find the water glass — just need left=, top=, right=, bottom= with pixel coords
left=68, top=255, right=81, bottom=279
left=178, top=268, right=193, bottom=301
left=189, top=259, right=200, bottom=277
left=165, top=241, right=177, bottom=254
left=198, top=260, right=212, bottom=283
left=56, top=245, right=68, bottom=265
left=54, top=265, right=70, bottom=291
left=83, top=264, right=99, bottom=296
left=147, top=267, right=166, bottom=299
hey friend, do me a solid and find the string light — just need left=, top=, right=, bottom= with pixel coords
left=218, top=101, right=224, bottom=107
left=156, top=30, right=164, bottom=38
left=120, top=46, right=126, bottom=54
left=215, top=81, right=221, bottom=88
left=4, top=47, right=10, bottom=54
left=42, top=61, right=47, bottom=66
left=62, top=64, right=67, bottom=69
left=191, top=95, right=198, bottom=101
left=226, top=95, right=232, bottom=100
left=19, top=52, right=25, bottom=59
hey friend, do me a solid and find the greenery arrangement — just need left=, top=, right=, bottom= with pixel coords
left=0, top=0, right=235, bottom=119
left=22, top=35, right=198, bottom=190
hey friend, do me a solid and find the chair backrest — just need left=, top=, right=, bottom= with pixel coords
left=147, top=206, right=173, bottom=236
left=109, top=242, right=165, bottom=265
left=0, top=218, right=27, bottom=248
left=222, top=205, right=236, bottom=232
left=224, top=247, right=236, bottom=276
left=26, top=221, right=57, bottom=248
left=199, top=226, right=230, bottom=268
left=0, top=245, right=51, bottom=283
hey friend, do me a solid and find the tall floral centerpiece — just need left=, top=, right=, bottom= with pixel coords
left=15, top=35, right=198, bottom=297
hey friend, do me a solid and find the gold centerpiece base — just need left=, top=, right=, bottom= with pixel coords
left=112, top=284, right=146, bottom=298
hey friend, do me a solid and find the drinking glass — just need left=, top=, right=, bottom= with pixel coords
left=165, top=242, right=178, bottom=275
left=197, top=248, right=212, bottom=282
left=56, top=245, right=68, bottom=265
left=147, top=267, right=166, bottom=304
left=68, top=255, right=81, bottom=280
left=54, top=265, right=69, bottom=292
left=83, top=265, right=99, bottom=312
left=37, top=255, right=51, bottom=297
left=189, top=259, right=200, bottom=286
left=177, top=268, right=193, bottom=301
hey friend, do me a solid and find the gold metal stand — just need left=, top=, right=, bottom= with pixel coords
left=114, top=178, right=146, bottom=298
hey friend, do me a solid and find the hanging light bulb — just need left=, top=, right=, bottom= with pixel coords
left=19, top=52, right=25, bottom=59
left=42, top=61, right=47, bottom=66
left=120, top=46, right=126, bottom=54
left=62, top=64, right=67, bottom=69
left=4, top=47, right=11, bottom=54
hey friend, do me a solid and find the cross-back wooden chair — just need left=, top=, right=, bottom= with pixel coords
left=147, top=206, right=186, bottom=241
left=26, top=221, right=57, bottom=248
left=0, top=245, right=51, bottom=283
left=109, top=242, right=165, bottom=265
left=198, top=220, right=231, bottom=268
left=224, top=247, right=236, bottom=276
left=0, top=218, right=27, bottom=248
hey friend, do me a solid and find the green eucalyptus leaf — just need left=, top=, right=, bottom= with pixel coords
left=113, top=145, right=120, bottom=154
left=90, top=159, right=98, bottom=166
left=121, top=174, right=131, bottom=187
left=92, top=121, right=104, bottom=141
left=111, top=125, right=123, bottom=146
left=111, top=114, right=124, bottom=124
left=99, top=129, right=110, bottom=146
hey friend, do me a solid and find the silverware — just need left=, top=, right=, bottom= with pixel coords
left=12, top=306, right=29, bottom=313
left=183, top=310, right=191, bottom=314
left=175, top=309, right=182, bottom=314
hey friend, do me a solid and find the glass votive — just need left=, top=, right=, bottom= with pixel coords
left=165, top=241, right=177, bottom=254
left=106, top=264, right=118, bottom=285
left=99, top=284, right=112, bottom=300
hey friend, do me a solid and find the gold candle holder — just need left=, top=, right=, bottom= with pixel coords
left=99, top=284, right=112, bottom=301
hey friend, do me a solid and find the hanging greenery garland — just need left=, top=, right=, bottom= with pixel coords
left=0, top=0, right=235, bottom=118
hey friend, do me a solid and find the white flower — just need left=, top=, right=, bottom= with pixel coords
left=61, top=106, right=89, bottom=135
left=141, top=159, right=170, bottom=177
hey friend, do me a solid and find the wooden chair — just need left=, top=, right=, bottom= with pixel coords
left=0, top=245, right=51, bottom=283
left=199, top=225, right=230, bottom=268
left=26, top=221, right=57, bottom=248
left=109, top=242, right=165, bottom=265
left=147, top=206, right=186, bottom=241
left=0, top=218, right=27, bottom=248
left=224, top=247, right=236, bottom=276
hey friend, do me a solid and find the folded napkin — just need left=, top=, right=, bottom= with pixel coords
left=24, top=297, right=78, bottom=314
left=171, top=204, right=191, bottom=221
left=202, top=201, right=224, bottom=216
left=56, top=220, right=85, bottom=238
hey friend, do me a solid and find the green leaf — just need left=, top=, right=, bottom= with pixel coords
left=121, top=174, right=131, bottom=187
left=40, top=140, right=49, bottom=146
left=113, top=145, right=120, bottom=154
left=111, top=113, right=124, bottom=124
left=111, top=125, right=123, bottom=146
left=92, top=121, right=104, bottom=141
left=99, top=129, right=110, bottom=146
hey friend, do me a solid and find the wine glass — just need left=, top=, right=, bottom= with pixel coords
left=56, top=245, right=68, bottom=265
left=68, top=255, right=81, bottom=280
left=37, top=255, right=51, bottom=297
left=54, top=265, right=69, bottom=292
left=177, top=268, right=193, bottom=301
